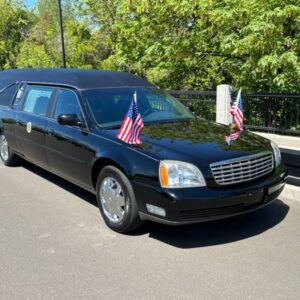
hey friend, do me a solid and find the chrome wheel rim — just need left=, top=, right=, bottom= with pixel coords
left=100, top=177, right=126, bottom=224
left=0, top=135, right=9, bottom=162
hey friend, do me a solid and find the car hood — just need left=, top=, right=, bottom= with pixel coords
left=106, top=119, right=272, bottom=170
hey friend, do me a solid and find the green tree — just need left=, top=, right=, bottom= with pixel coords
left=0, top=0, right=34, bottom=69
left=104, top=0, right=300, bottom=92
left=17, top=0, right=101, bottom=68
left=78, top=0, right=123, bottom=69
left=2, top=0, right=299, bottom=93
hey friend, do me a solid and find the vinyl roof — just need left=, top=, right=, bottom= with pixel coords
left=0, top=68, right=154, bottom=90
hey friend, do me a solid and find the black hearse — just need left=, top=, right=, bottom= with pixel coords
left=0, top=69, right=287, bottom=233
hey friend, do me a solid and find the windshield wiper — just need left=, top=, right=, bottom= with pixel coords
left=102, top=125, right=122, bottom=130
left=144, top=118, right=193, bottom=126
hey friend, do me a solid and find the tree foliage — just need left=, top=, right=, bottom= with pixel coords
left=0, top=0, right=299, bottom=92
left=107, top=0, right=300, bottom=92
left=17, top=0, right=101, bottom=68
left=0, top=0, right=34, bottom=69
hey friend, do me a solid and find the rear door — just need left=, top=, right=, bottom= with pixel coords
left=15, top=85, right=56, bottom=168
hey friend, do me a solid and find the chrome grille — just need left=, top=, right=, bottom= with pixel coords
left=210, top=151, right=274, bottom=185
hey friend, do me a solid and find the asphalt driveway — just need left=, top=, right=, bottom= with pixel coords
left=0, top=161, right=299, bottom=299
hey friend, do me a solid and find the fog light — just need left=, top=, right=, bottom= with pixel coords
left=146, top=204, right=166, bottom=217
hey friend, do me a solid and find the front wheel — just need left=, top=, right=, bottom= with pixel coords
left=96, top=166, right=142, bottom=233
left=0, top=134, right=20, bottom=166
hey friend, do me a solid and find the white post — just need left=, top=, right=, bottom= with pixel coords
left=216, top=84, right=232, bottom=125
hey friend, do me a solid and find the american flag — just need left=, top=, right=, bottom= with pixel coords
left=229, top=89, right=243, bottom=131
left=116, top=91, right=144, bottom=144
left=225, top=130, right=242, bottom=145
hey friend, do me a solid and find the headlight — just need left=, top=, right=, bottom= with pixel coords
left=159, top=160, right=206, bottom=188
left=271, top=141, right=281, bottom=168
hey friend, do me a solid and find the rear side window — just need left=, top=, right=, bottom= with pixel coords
left=0, top=84, right=18, bottom=106
left=23, top=86, right=54, bottom=116
left=53, top=89, right=83, bottom=120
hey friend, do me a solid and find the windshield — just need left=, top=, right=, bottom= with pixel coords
left=83, top=87, right=194, bottom=128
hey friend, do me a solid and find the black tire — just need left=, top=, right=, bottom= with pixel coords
left=0, top=134, right=20, bottom=166
left=96, top=165, right=142, bottom=233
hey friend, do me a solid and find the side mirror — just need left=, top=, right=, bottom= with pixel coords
left=57, top=114, right=83, bottom=127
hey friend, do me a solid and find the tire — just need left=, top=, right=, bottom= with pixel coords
left=0, top=134, right=20, bottom=166
left=96, top=165, right=142, bottom=233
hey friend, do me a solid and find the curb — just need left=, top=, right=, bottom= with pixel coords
left=281, top=184, right=299, bottom=202
left=253, top=132, right=300, bottom=149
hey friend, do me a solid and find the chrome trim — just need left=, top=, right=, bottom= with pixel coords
left=0, top=134, right=9, bottom=162
left=210, top=151, right=272, bottom=167
left=210, top=151, right=274, bottom=185
left=99, top=177, right=126, bottom=224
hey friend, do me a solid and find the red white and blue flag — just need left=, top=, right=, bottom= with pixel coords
left=225, top=129, right=242, bottom=145
left=229, top=89, right=243, bottom=131
left=116, top=91, right=144, bottom=144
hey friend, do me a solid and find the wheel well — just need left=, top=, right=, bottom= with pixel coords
left=91, top=158, right=128, bottom=189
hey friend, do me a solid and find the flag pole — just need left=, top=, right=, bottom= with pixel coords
left=58, top=0, right=66, bottom=68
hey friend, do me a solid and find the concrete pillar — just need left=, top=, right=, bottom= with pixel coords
left=216, top=84, right=233, bottom=125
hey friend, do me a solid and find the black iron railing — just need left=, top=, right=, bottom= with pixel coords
left=168, top=90, right=216, bottom=121
left=242, top=93, right=300, bottom=136
left=168, top=90, right=300, bottom=136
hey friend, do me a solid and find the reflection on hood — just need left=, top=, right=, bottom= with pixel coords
left=225, top=124, right=243, bottom=145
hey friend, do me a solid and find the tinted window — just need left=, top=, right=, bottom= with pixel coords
left=54, top=89, right=82, bottom=120
left=23, top=86, right=53, bottom=116
left=83, top=88, right=194, bottom=128
left=0, top=84, right=18, bottom=106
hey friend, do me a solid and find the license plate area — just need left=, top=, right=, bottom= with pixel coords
left=232, top=189, right=264, bottom=206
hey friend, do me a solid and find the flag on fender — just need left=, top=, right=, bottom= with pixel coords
left=116, top=91, right=144, bottom=144
left=229, top=89, right=244, bottom=131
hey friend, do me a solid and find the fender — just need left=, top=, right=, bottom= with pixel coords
left=90, top=145, right=159, bottom=191
left=95, top=149, right=132, bottom=175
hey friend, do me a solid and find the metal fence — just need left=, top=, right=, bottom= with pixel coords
left=242, top=93, right=300, bottom=136
left=168, top=90, right=216, bottom=121
left=169, top=90, right=300, bottom=136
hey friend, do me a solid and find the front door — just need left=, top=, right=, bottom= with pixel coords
left=46, top=88, right=93, bottom=188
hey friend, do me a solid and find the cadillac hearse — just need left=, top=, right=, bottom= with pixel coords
left=0, top=69, right=287, bottom=232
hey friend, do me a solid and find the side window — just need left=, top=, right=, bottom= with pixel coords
left=54, top=89, right=83, bottom=121
left=0, top=83, right=18, bottom=106
left=23, top=86, right=53, bottom=116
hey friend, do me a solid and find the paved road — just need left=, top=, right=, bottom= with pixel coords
left=0, top=161, right=299, bottom=300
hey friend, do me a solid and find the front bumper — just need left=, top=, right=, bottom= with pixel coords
left=134, top=165, right=288, bottom=225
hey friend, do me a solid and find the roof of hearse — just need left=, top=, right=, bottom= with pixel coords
left=0, top=68, right=154, bottom=90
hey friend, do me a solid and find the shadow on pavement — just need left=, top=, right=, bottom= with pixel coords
left=137, top=199, right=289, bottom=248
left=22, top=161, right=289, bottom=249
left=22, top=161, right=97, bottom=207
